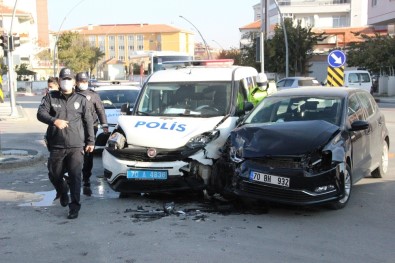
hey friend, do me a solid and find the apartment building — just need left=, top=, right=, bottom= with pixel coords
left=240, top=0, right=385, bottom=81
left=368, top=0, right=395, bottom=34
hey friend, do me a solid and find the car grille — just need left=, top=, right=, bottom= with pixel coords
left=237, top=180, right=336, bottom=203
left=106, top=147, right=201, bottom=162
left=249, top=157, right=303, bottom=169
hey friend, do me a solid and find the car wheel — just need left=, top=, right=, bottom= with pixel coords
left=371, top=140, right=389, bottom=178
left=329, top=164, right=352, bottom=210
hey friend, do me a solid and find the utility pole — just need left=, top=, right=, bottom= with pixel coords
left=260, top=0, right=265, bottom=73
left=8, top=0, right=19, bottom=117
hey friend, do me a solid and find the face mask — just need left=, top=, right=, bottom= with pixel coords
left=60, top=80, right=74, bottom=92
left=78, top=83, right=89, bottom=91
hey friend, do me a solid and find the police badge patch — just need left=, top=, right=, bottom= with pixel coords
left=86, top=95, right=91, bottom=101
left=74, top=101, right=80, bottom=109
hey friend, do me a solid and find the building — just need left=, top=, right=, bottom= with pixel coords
left=1, top=0, right=50, bottom=80
left=66, top=23, right=195, bottom=79
left=368, top=0, right=395, bottom=34
left=240, top=0, right=386, bottom=81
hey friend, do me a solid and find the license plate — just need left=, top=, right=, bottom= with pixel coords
left=127, top=170, right=168, bottom=180
left=249, top=171, right=290, bottom=187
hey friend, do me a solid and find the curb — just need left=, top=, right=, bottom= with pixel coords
left=0, top=148, right=46, bottom=170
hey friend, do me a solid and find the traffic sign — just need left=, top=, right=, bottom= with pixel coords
left=327, top=50, right=346, bottom=68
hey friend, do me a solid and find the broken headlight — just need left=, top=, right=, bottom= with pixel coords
left=186, top=130, right=220, bottom=149
left=307, top=150, right=332, bottom=173
left=229, top=146, right=244, bottom=163
left=107, top=132, right=126, bottom=150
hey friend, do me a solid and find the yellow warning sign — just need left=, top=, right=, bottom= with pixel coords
left=326, top=66, right=344, bottom=87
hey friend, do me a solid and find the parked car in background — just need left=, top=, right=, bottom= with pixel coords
left=94, top=82, right=141, bottom=151
left=215, top=87, right=389, bottom=209
left=344, top=70, right=373, bottom=94
left=276, top=77, right=321, bottom=91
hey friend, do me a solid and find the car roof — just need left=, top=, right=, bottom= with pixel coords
left=277, top=76, right=316, bottom=81
left=270, top=86, right=366, bottom=98
left=148, top=65, right=258, bottom=82
left=94, top=85, right=141, bottom=91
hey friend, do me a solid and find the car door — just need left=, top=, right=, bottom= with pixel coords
left=347, top=93, right=370, bottom=180
left=356, top=92, right=382, bottom=172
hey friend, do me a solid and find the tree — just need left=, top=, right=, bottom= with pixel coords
left=266, top=19, right=325, bottom=76
left=57, top=31, right=96, bottom=73
left=15, top=63, right=35, bottom=81
left=346, top=33, right=395, bottom=75
left=217, top=48, right=242, bottom=65
left=89, top=47, right=105, bottom=76
left=240, top=19, right=325, bottom=75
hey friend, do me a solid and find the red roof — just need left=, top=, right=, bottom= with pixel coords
left=68, top=24, right=190, bottom=35
left=240, top=20, right=261, bottom=30
left=0, top=4, right=32, bottom=16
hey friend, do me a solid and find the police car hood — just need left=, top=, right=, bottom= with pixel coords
left=117, top=115, right=224, bottom=148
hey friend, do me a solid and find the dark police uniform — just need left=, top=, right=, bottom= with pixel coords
left=37, top=90, right=94, bottom=213
left=76, top=87, right=108, bottom=188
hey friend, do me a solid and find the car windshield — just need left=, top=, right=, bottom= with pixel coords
left=245, top=96, right=343, bottom=126
left=96, top=89, right=140, bottom=109
left=136, top=82, right=231, bottom=117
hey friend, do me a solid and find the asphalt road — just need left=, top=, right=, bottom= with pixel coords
left=0, top=96, right=395, bottom=263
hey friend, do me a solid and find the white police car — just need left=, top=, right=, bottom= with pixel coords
left=102, top=60, right=266, bottom=194
left=94, top=82, right=141, bottom=151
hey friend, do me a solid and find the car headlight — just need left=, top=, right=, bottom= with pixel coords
left=229, top=146, right=244, bottom=163
left=107, top=132, right=126, bottom=150
left=186, top=130, right=220, bottom=149
left=306, top=150, right=332, bottom=173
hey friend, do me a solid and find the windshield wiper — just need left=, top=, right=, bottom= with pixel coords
left=136, top=111, right=151, bottom=116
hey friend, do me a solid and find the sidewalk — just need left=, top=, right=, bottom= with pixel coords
left=0, top=99, right=46, bottom=170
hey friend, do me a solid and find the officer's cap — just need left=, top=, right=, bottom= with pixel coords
left=59, top=68, right=74, bottom=79
left=76, top=72, right=89, bottom=82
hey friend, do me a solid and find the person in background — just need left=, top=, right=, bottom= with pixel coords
left=75, top=72, right=108, bottom=196
left=249, top=73, right=269, bottom=106
left=46, top=77, right=59, bottom=94
left=37, top=67, right=94, bottom=219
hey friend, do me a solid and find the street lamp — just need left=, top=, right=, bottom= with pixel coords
left=179, top=15, right=211, bottom=59
left=212, top=40, right=224, bottom=50
left=53, top=0, right=88, bottom=76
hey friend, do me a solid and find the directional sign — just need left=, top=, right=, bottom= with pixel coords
left=327, top=50, right=346, bottom=68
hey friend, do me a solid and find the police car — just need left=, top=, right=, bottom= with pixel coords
left=102, top=60, right=267, bottom=194
left=93, top=82, right=141, bottom=151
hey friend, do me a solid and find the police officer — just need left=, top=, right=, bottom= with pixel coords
left=37, top=67, right=95, bottom=219
left=248, top=73, right=269, bottom=106
left=75, top=72, right=108, bottom=196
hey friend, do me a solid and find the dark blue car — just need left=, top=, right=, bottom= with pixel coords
left=213, top=87, right=389, bottom=209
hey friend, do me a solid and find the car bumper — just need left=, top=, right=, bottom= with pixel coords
left=102, top=149, right=206, bottom=193
left=232, top=161, right=346, bottom=206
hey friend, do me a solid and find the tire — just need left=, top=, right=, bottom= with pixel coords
left=372, top=140, right=389, bottom=178
left=329, top=164, right=352, bottom=210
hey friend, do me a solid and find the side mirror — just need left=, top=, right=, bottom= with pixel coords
left=244, top=101, right=254, bottom=112
left=121, top=103, right=131, bottom=115
left=350, top=120, right=369, bottom=131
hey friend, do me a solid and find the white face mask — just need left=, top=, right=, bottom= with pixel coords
left=78, top=83, right=89, bottom=91
left=60, top=80, right=74, bottom=92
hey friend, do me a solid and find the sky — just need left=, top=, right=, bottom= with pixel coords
left=47, top=0, right=259, bottom=49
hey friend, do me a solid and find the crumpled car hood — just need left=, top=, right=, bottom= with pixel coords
left=231, top=120, right=340, bottom=157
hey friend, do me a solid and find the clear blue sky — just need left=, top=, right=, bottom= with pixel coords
left=47, top=0, right=259, bottom=49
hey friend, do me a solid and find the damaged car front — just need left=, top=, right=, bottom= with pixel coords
left=217, top=94, right=355, bottom=209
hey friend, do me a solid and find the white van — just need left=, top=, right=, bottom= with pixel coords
left=102, top=60, right=266, bottom=195
left=344, top=70, right=373, bottom=93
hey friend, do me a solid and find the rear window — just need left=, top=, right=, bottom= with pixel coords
left=348, top=73, right=371, bottom=83
left=96, top=89, right=140, bottom=109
